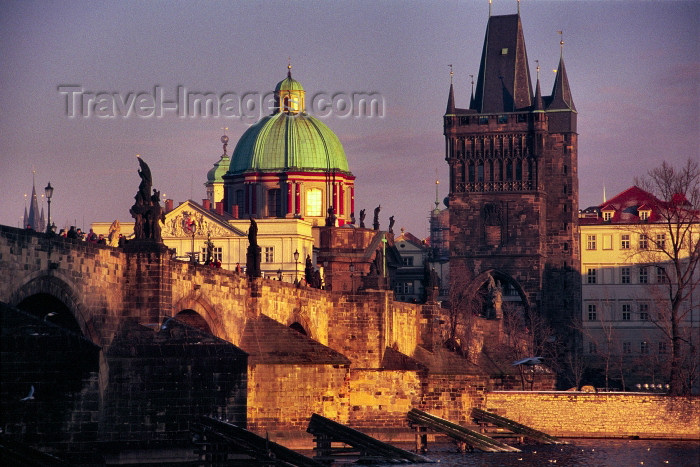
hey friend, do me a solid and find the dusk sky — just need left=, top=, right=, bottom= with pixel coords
left=1, top=0, right=698, bottom=238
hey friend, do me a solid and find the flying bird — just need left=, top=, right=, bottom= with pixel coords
left=20, top=385, right=35, bottom=401
left=512, top=357, right=544, bottom=366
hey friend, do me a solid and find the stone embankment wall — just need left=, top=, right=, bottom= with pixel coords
left=485, top=391, right=700, bottom=439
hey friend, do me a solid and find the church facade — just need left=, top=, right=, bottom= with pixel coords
left=445, top=11, right=581, bottom=329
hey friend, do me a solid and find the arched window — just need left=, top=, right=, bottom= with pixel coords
left=306, top=188, right=323, bottom=216
left=477, top=161, right=484, bottom=182
left=506, top=160, right=513, bottom=181
left=515, top=159, right=522, bottom=181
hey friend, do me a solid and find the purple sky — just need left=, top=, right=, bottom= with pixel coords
left=1, top=1, right=698, bottom=238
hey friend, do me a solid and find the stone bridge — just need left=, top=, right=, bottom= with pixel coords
left=0, top=225, right=535, bottom=464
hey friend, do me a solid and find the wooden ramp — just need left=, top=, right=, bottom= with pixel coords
left=193, top=416, right=325, bottom=466
left=306, top=413, right=434, bottom=464
left=471, top=408, right=564, bottom=444
left=407, top=409, right=520, bottom=453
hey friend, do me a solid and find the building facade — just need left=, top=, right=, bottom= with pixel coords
left=579, top=186, right=700, bottom=389
left=445, top=11, right=580, bottom=329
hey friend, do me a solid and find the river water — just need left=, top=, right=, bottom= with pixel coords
left=366, top=439, right=699, bottom=467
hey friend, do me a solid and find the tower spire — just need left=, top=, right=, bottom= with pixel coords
left=548, top=33, right=576, bottom=112
left=446, top=65, right=455, bottom=115
left=533, top=60, right=544, bottom=111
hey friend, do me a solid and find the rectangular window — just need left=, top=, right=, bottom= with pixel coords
left=639, top=234, right=648, bottom=249
left=639, top=303, right=649, bottom=321
left=588, top=342, right=597, bottom=354
left=201, top=246, right=223, bottom=262
left=587, top=304, right=597, bottom=321
left=394, top=281, right=414, bottom=294
left=640, top=341, right=649, bottom=354
left=306, top=188, right=323, bottom=216
left=603, top=211, right=612, bottom=221
left=640, top=210, right=649, bottom=220
left=639, top=266, right=648, bottom=284
left=621, top=234, right=630, bottom=249
left=264, top=246, right=274, bottom=263
left=657, top=267, right=667, bottom=284
left=622, top=304, right=631, bottom=321
left=658, top=341, right=667, bottom=354
left=401, top=257, right=414, bottom=266
left=235, top=189, right=245, bottom=215
left=586, top=235, right=597, bottom=250
left=587, top=268, right=597, bottom=284
left=623, top=342, right=631, bottom=354
left=655, top=234, right=666, bottom=249
left=621, top=267, right=630, bottom=284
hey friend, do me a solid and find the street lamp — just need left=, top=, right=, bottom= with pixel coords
left=44, top=182, right=53, bottom=233
left=293, top=249, right=300, bottom=283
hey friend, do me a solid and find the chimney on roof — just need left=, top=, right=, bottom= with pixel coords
left=165, top=199, right=174, bottom=213
left=202, top=199, right=211, bottom=210
left=215, top=202, right=224, bottom=216
left=232, top=205, right=239, bottom=219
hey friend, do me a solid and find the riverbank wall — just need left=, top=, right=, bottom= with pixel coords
left=484, top=391, right=700, bottom=440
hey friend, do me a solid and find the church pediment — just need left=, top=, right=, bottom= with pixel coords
left=163, top=201, right=245, bottom=238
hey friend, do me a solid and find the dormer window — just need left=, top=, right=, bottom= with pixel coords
left=602, top=211, right=613, bottom=221
left=639, top=210, right=650, bottom=221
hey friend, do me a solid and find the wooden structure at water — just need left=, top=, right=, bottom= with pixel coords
left=470, top=407, right=564, bottom=444
left=193, top=416, right=324, bottom=466
left=307, top=413, right=434, bottom=464
left=406, top=409, right=521, bottom=453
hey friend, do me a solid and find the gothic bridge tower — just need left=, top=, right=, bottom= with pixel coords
left=445, top=10, right=580, bottom=329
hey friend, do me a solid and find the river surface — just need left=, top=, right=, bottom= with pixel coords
left=331, top=439, right=699, bottom=467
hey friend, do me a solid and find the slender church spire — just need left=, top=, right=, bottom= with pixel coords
left=548, top=31, right=576, bottom=111
left=446, top=65, right=455, bottom=115
left=24, top=170, right=44, bottom=231
left=533, top=60, right=545, bottom=111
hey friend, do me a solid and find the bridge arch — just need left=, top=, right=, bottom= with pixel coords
left=173, top=292, right=224, bottom=337
left=9, top=271, right=97, bottom=344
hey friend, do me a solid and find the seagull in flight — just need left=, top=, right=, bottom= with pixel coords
left=512, top=357, right=544, bottom=366
left=20, top=385, right=35, bottom=401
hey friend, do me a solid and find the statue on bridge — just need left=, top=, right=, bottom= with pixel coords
left=246, top=217, right=261, bottom=278
left=373, top=205, right=381, bottom=230
left=129, top=156, right=165, bottom=243
left=359, top=209, right=366, bottom=228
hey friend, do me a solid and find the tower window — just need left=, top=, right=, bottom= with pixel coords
left=235, top=189, right=245, bottom=215
left=267, top=189, right=282, bottom=217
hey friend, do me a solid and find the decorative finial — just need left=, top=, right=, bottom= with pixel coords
left=557, top=30, right=564, bottom=55
left=470, top=74, right=475, bottom=95
left=287, top=57, right=292, bottom=78
left=489, top=0, right=492, bottom=17
left=535, top=60, right=540, bottom=80
left=448, top=64, right=453, bottom=84
left=517, top=0, right=521, bottom=15
left=136, top=153, right=141, bottom=158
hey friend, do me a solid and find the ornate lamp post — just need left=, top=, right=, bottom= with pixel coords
left=293, top=249, right=300, bottom=283
left=44, top=182, right=54, bottom=233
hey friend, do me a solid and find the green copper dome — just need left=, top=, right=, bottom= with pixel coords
left=228, top=112, right=349, bottom=174
left=207, top=155, right=230, bottom=182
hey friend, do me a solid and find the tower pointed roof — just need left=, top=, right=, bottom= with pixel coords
left=548, top=55, right=576, bottom=111
left=533, top=76, right=545, bottom=111
left=473, top=14, right=533, bottom=113
left=24, top=176, right=44, bottom=231
left=446, top=82, right=455, bottom=115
